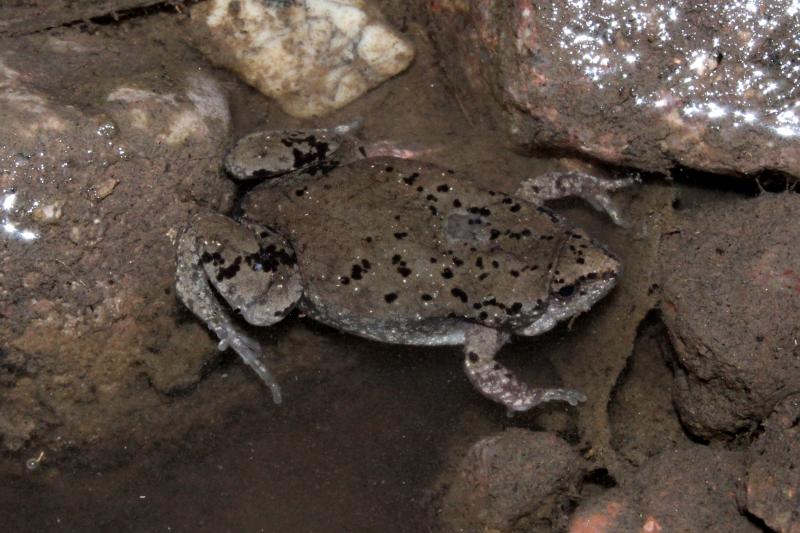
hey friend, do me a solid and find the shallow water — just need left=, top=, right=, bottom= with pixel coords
left=3, top=325, right=559, bottom=531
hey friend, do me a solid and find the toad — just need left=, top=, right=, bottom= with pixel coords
left=176, top=127, right=630, bottom=411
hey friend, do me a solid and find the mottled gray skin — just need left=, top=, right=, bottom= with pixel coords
left=176, top=129, right=624, bottom=411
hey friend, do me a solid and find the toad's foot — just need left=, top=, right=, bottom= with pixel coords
left=358, top=140, right=443, bottom=161
left=176, top=221, right=283, bottom=403
left=462, top=325, right=587, bottom=412
left=516, top=172, right=638, bottom=227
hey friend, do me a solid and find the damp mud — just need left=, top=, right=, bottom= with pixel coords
left=1, top=3, right=798, bottom=532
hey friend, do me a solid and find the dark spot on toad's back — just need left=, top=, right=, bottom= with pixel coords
left=392, top=254, right=402, bottom=264
left=394, top=232, right=408, bottom=240
left=451, top=288, right=468, bottom=302
left=402, top=173, right=419, bottom=185
left=442, top=268, right=453, bottom=279
left=437, top=184, right=450, bottom=192
left=468, top=206, right=491, bottom=216
left=397, top=267, right=412, bottom=277
left=384, top=293, right=398, bottom=303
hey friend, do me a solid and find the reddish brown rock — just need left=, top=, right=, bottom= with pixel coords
left=570, top=446, right=756, bottom=533
left=428, top=1, right=800, bottom=180
left=746, top=394, right=800, bottom=532
left=658, top=193, right=800, bottom=438
left=441, top=429, right=584, bottom=532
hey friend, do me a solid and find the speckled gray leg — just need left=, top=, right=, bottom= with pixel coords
left=516, top=172, right=637, bottom=226
left=463, top=325, right=586, bottom=412
left=175, top=224, right=282, bottom=404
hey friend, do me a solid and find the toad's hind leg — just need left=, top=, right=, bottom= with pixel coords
left=463, top=325, right=587, bottom=412
left=176, top=226, right=280, bottom=402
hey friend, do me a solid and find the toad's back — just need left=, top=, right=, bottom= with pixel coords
left=242, top=157, right=570, bottom=333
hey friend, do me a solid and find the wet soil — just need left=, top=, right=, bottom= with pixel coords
left=0, top=3, right=788, bottom=532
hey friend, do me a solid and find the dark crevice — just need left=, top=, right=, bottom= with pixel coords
left=670, top=164, right=797, bottom=197
left=743, top=509, right=775, bottom=533
left=10, top=0, right=198, bottom=37
left=88, top=1, right=195, bottom=26
left=607, top=308, right=665, bottom=412
left=582, top=467, right=618, bottom=489
left=514, top=140, right=798, bottom=201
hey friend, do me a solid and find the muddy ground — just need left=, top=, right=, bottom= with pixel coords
left=0, top=3, right=795, bottom=532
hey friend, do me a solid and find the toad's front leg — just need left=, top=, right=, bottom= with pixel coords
left=175, top=213, right=303, bottom=403
left=516, top=171, right=638, bottom=227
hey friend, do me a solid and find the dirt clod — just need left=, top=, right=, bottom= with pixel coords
left=659, top=193, right=800, bottom=439
left=441, top=429, right=584, bottom=532
left=570, top=446, right=757, bottom=533
left=746, top=393, right=800, bottom=532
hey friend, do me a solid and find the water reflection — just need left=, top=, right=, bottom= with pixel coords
left=1, top=190, right=38, bottom=241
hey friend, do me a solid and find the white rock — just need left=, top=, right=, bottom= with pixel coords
left=195, top=0, right=414, bottom=118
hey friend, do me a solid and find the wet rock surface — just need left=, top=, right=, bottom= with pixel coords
left=570, top=446, right=757, bottom=533
left=659, top=193, right=800, bottom=438
left=746, top=393, right=800, bottom=532
left=0, top=20, right=236, bottom=452
left=428, top=1, right=800, bottom=180
left=441, top=429, right=584, bottom=533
